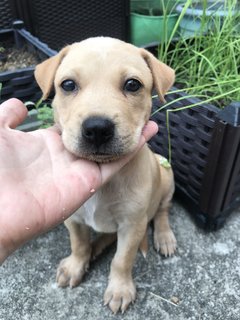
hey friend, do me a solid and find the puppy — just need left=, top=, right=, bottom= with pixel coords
left=35, top=37, right=176, bottom=314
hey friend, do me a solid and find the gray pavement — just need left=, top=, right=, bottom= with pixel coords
left=1, top=201, right=240, bottom=320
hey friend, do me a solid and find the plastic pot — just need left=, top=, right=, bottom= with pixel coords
left=130, top=12, right=178, bottom=46
left=176, top=1, right=240, bottom=37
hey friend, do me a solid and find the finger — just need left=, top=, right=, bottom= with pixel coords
left=0, top=98, right=28, bottom=128
left=141, top=120, right=159, bottom=142
left=99, top=120, right=158, bottom=185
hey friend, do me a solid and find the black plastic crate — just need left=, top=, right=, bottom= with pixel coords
left=150, top=90, right=240, bottom=230
left=1, top=67, right=40, bottom=102
left=0, top=24, right=56, bottom=104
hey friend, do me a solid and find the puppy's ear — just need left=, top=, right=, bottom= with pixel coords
left=140, top=49, right=175, bottom=103
left=34, top=46, right=70, bottom=100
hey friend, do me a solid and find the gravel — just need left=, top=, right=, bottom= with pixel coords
left=0, top=44, right=40, bottom=72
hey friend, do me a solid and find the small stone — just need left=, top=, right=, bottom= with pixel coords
left=170, top=296, right=180, bottom=305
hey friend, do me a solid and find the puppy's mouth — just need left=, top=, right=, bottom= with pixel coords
left=62, top=130, right=129, bottom=163
left=62, top=116, right=139, bottom=163
left=80, top=151, right=123, bottom=163
left=69, top=136, right=128, bottom=163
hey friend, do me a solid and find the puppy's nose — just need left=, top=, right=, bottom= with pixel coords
left=82, top=116, right=115, bottom=147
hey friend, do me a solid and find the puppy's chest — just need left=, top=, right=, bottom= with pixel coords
left=72, top=193, right=118, bottom=233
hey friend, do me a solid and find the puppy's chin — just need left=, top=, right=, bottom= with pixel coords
left=62, top=131, right=140, bottom=163
left=80, top=153, right=122, bottom=163
left=67, top=147, right=132, bottom=163
left=63, top=143, right=126, bottom=163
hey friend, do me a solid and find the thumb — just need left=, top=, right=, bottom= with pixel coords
left=0, top=99, right=28, bottom=128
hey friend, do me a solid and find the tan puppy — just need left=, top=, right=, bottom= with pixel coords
left=35, top=37, right=176, bottom=314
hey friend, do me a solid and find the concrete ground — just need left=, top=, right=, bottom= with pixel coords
left=1, top=201, right=240, bottom=320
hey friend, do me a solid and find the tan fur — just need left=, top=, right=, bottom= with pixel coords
left=35, top=37, right=177, bottom=314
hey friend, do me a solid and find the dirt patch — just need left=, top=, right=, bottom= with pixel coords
left=0, top=44, right=40, bottom=72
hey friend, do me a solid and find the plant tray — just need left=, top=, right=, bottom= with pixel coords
left=0, top=23, right=57, bottom=104
left=150, top=89, right=240, bottom=230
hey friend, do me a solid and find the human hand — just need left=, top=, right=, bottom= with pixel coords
left=0, top=98, right=158, bottom=263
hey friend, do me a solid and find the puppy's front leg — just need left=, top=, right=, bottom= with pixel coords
left=104, top=218, right=147, bottom=314
left=154, top=198, right=176, bottom=257
left=56, top=219, right=91, bottom=288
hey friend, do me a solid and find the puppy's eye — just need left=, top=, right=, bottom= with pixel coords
left=124, top=79, right=142, bottom=93
left=61, top=80, right=77, bottom=92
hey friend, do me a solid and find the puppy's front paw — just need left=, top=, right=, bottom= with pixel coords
left=104, top=279, right=136, bottom=314
left=154, top=229, right=177, bottom=257
left=56, top=254, right=89, bottom=288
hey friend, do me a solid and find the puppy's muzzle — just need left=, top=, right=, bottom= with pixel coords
left=82, top=116, right=115, bottom=148
left=78, top=116, right=124, bottom=162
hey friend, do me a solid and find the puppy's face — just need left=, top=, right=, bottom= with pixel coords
left=35, top=37, right=175, bottom=162
left=53, top=39, right=153, bottom=162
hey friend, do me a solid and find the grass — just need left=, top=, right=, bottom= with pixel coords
left=158, top=0, right=240, bottom=109
left=37, top=103, right=54, bottom=128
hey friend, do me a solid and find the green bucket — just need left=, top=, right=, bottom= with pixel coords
left=130, top=12, right=178, bottom=47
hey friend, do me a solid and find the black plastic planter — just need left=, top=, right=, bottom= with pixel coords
left=0, top=22, right=56, bottom=104
left=150, top=90, right=240, bottom=230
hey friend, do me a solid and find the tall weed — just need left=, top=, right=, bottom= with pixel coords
left=158, top=0, right=240, bottom=108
